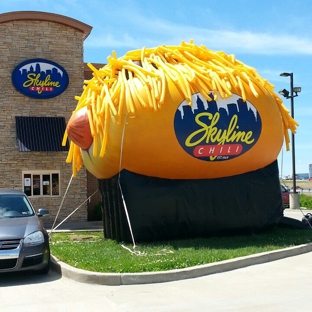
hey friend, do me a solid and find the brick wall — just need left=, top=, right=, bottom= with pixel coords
left=0, top=13, right=92, bottom=226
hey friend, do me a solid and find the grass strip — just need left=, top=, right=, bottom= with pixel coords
left=50, top=227, right=312, bottom=273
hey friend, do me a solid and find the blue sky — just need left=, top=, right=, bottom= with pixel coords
left=1, top=0, right=312, bottom=177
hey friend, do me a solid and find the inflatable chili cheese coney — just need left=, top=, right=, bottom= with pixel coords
left=63, top=41, right=298, bottom=180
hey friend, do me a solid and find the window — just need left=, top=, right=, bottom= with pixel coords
left=23, top=171, right=60, bottom=197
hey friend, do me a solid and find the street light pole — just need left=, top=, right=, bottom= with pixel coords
left=279, top=72, right=301, bottom=209
left=289, top=73, right=297, bottom=194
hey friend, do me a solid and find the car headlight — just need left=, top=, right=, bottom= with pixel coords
left=24, top=231, right=44, bottom=246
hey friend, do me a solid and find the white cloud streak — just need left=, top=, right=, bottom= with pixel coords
left=86, top=23, right=312, bottom=56
left=3, top=0, right=312, bottom=56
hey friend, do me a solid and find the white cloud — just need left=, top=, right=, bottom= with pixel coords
left=77, top=2, right=312, bottom=56
left=4, top=0, right=312, bottom=56
left=86, top=18, right=312, bottom=56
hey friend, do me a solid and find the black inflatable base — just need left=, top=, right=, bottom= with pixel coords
left=99, top=160, right=284, bottom=242
left=278, top=216, right=311, bottom=229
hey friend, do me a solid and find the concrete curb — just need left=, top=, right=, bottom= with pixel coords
left=50, top=243, right=312, bottom=285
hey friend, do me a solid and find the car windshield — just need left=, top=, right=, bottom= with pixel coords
left=281, top=185, right=288, bottom=192
left=0, top=194, right=35, bottom=218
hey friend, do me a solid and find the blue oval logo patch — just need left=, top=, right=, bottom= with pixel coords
left=174, top=92, right=262, bottom=161
left=12, top=59, right=69, bottom=99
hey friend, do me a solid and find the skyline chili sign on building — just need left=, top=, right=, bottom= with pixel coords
left=12, top=58, right=69, bottom=99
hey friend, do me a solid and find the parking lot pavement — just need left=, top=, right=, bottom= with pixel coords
left=2, top=250, right=312, bottom=312
left=100, top=251, right=312, bottom=312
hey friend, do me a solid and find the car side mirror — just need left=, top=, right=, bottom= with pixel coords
left=37, top=208, right=49, bottom=217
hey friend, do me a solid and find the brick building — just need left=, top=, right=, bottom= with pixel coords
left=0, top=11, right=101, bottom=226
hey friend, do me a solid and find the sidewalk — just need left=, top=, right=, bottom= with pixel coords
left=49, top=208, right=312, bottom=285
left=47, top=220, right=103, bottom=232
left=46, top=208, right=309, bottom=232
left=284, top=207, right=310, bottom=220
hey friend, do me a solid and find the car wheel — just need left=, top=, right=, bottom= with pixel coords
left=37, top=255, right=51, bottom=274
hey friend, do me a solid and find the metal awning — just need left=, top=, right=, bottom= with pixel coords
left=15, top=116, right=69, bottom=152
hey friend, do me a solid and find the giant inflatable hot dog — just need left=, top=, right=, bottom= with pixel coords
left=63, top=41, right=298, bottom=180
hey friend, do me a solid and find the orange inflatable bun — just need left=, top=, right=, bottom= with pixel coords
left=63, top=41, right=299, bottom=179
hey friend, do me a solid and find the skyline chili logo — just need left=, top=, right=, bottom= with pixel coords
left=174, top=92, right=262, bottom=162
left=12, top=58, right=69, bottom=99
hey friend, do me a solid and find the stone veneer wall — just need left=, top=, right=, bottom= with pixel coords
left=0, top=12, right=92, bottom=226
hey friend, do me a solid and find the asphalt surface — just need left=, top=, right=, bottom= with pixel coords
left=1, top=251, right=312, bottom=312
